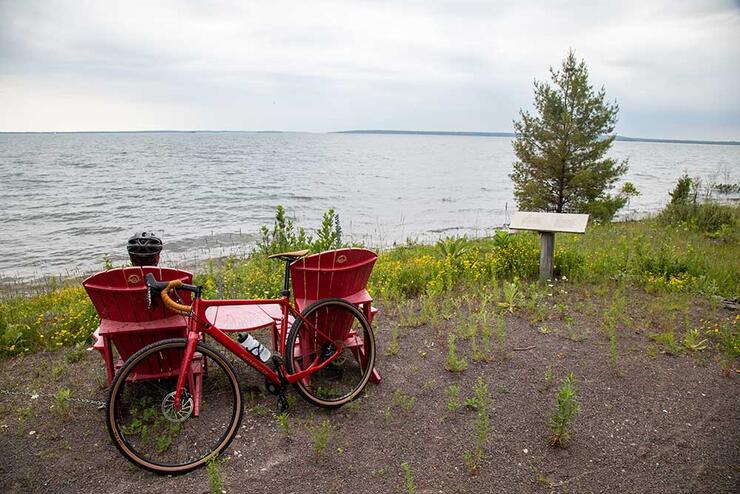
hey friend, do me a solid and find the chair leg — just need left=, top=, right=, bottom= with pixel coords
left=349, top=336, right=382, bottom=385
left=103, top=336, right=115, bottom=385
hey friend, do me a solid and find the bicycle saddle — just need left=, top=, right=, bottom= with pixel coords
left=267, top=249, right=310, bottom=262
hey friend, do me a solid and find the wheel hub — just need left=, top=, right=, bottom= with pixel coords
left=161, top=390, right=194, bottom=423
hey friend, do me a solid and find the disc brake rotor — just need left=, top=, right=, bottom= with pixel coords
left=161, top=390, right=194, bottom=423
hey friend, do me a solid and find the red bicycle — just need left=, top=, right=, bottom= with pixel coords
left=105, top=250, right=376, bottom=474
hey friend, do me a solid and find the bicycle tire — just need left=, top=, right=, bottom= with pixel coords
left=106, top=338, right=243, bottom=474
left=285, top=298, right=376, bottom=408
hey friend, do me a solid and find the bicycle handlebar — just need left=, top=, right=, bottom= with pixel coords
left=145, top=273, right=197, bottom=315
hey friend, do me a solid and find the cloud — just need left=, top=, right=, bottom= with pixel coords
left=0, top=0, right=738, bottom=138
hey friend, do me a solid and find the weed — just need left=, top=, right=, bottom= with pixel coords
left=419, top=295, right=439, bottom=328
left=307, top=419, right=331, bottom=455
left=277, top=411, right=291, bottom=438
left=51, top=365, right=65, bottom=380
left=497, top=384, right=509, bottom=395
left=206, top=456, right=223, bottom=494
left=538, top=324, right=551, bottom=335
left=501, top=280, right=521, bottom=312
left=436, top=236, right=469, bottom=259
left=397, top=300, right=423, bottom=328
left=401, top=462, right=416, bottom=494
left=532, top=466, right=554, bottom=488
left=387, top=326, right=400, bottom=356
left=421, top=378, right=436, bottom=391
left=649, top=331, right=683, bottom=355
left=249, top=404, right=270, bottom=417
left=480, top=317, right=492, bottom=356
left=495, top=313, right=506, bottom=354
left=608, top=326, right=620, bottom=375
left=383, top=406, right=392, bottom=425
left=17, top=405, right=33, bottom=431
left=645, top=344, right=658, bottom=359
left=463, top=376, right=491, bottom=474
left=682, top=329, right=708, bottom=352
left=65, top=343, right=87, bottom=364
left=464, top=375, right=491, bottom=411
left=548, top=373, right=580, bottom=447
left=52, top=388, right=72, bottom=417
left=447, top=385, right=462, bottom=411
left=445, top=334, right=468, bottom=372
left=392, top=389, right=417, bottom=412
left=544, top=365, right=554, bottom=388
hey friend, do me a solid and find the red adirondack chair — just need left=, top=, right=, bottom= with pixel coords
left=83, top=266, right=194, bottom=385
left=290, top=248, right=382, bottom=383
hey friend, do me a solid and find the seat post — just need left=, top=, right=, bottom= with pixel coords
left=281, top=260, right=291, bottom=298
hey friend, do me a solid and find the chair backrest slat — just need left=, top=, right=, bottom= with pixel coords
left=83, top=267, right=193, bottom=363
left=83, top=267, right=192, bottom=323
left=291, top=248, right=377, bottom=303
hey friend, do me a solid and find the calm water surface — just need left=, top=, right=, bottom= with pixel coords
left=0, top=132, right=738, bottom=279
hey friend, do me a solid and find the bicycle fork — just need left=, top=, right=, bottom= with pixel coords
left=173, top=331, right=200, bottom=414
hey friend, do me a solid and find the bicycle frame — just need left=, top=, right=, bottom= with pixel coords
left=171, top=295, right=343, bottom=409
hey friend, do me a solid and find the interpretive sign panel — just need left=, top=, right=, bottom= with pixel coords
left=509, top=211, right=590, bottom=281
left=509, top=212, right=589, bottom=234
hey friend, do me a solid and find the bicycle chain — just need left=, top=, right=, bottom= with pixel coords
left=0, top=388, right=107, bottom=409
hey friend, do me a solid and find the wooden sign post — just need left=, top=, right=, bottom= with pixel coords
left=509, top=212, right=589, bottom=282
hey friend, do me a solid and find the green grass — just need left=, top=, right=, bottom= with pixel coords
left=548, top=373, right=580, bottom=447
left=463, top=376, right=491, bottom=474
left=1, top=208, right=738, bottom=357
left=444, top=334, right=468, bottom=372
left=306, top=419, right=331, bottom=455
left=206, top=456, right=224, bottom=494
left=400, top=462, right=416, bottom=494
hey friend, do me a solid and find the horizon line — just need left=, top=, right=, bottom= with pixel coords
left=0, top=129, right=737, bottom=146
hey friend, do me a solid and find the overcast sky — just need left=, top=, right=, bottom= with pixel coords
left=1, top=0, right=738, bottom=139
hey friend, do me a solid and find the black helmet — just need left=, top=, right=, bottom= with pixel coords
left=127, top=232, right=163, bottom=266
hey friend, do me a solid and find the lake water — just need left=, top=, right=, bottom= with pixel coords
left=0, top=132, right=738, bottom=279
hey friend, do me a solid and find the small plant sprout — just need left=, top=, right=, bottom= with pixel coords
left=544, top=365, right=554, bottom=388
left=206, top=455, right=223, bottom=494
left=649, top=331, right=683, bottom=355
left=387, top=326, right=401, bottom=356
left=401, top=461, right=416, bottom=494
left=608, top=326, right=620, bottom=375
left=277, top=411, right=291, bottom=438
left=500, top=280, right=520, bottom=312
left=463, top=375, right=491, bottom=474
left=548, top=373, right=580, bottom=447
left=447, top=385, right=462, bottom=411
left=392, top=389, right=417, bottom=412
left=682, top=329, right=708, bottom=352
left=445, top=334, right=468, bottom=372
left=464, top=375, right=490, bottom=411
left=495, top=313, right=506, bottom=354
left=52, top=388, right=72, bottom=416
left=307, top=419, right=331, bottom=455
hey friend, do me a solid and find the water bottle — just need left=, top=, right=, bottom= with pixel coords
left=238, top=333, right=272, bottom=363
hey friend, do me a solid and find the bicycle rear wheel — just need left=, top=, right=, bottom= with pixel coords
left=106, top=338, right=243, bottom=474
left=285, top=298, right=376, bottom=408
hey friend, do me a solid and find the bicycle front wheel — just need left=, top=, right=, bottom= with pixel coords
left=106, top=338, right=243, bottom=474
left=286, top=298, right=376, bottom=408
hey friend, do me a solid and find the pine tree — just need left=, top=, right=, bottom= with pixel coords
left=511, top=51, right=633, bottom=222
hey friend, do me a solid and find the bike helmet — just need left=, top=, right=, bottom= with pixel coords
left=127, top=231, right=163, bottom=266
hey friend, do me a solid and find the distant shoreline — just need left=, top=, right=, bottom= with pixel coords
left=334, top=130, right=740, bottom=146
left=0, top=129, right=738, bottom=146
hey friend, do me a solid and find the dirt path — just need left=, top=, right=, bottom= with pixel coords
left=1, top=291, right=738, bottom=493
